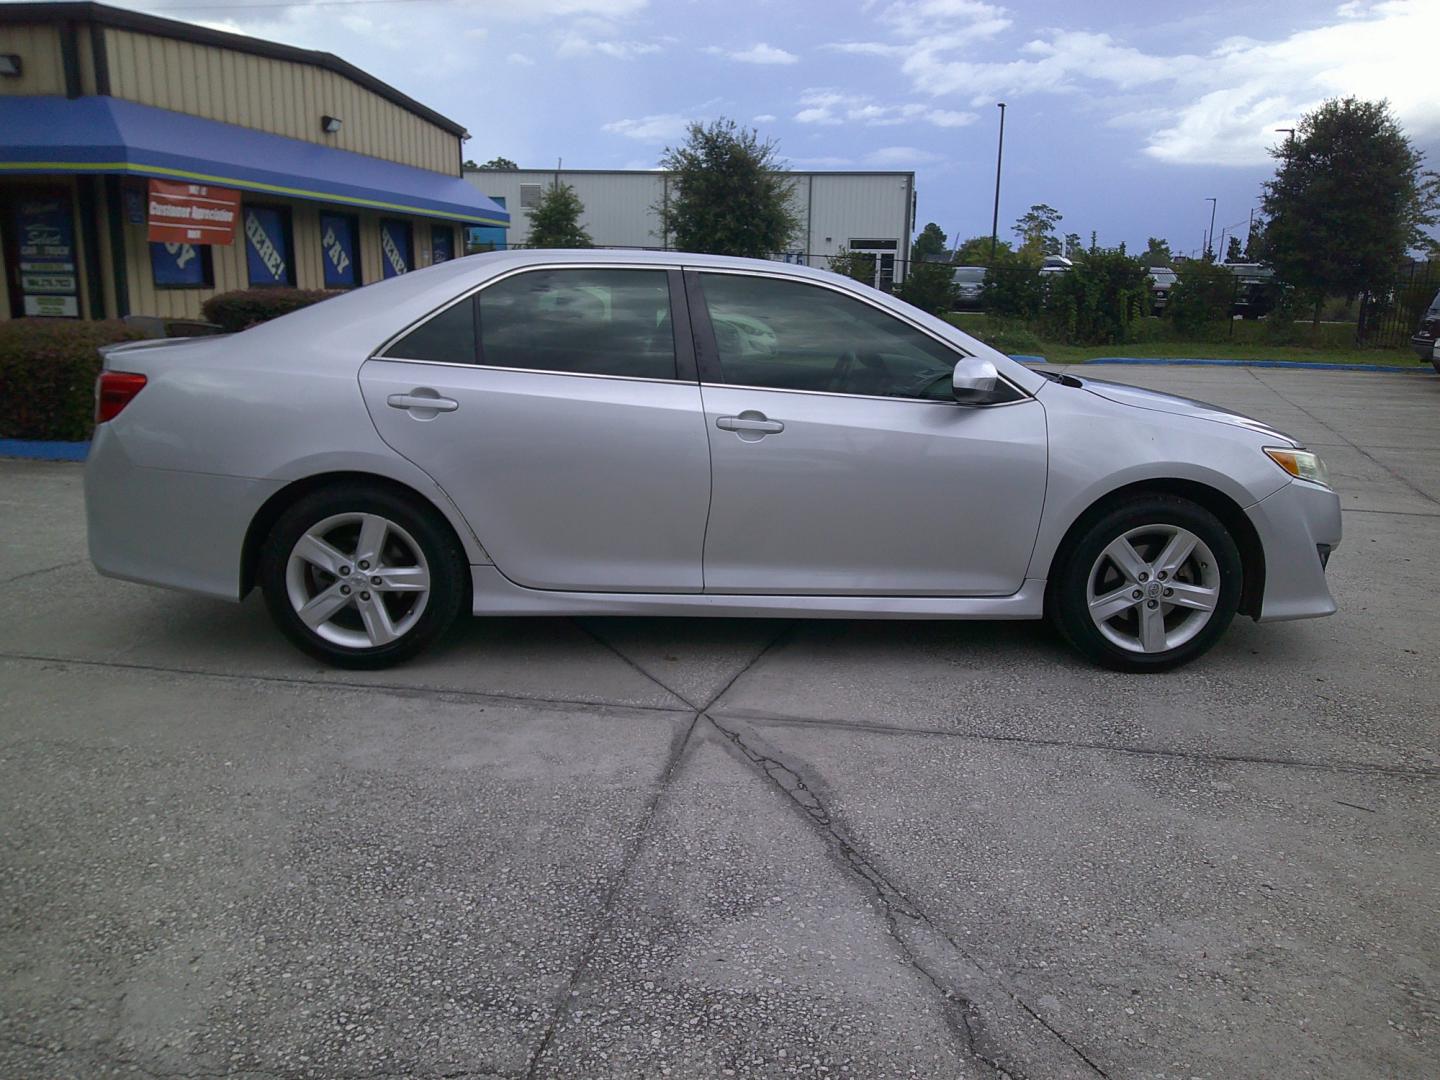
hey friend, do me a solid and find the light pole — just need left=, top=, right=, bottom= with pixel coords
left=1204, top=197, right=1217, bottom=259
left=989, top=102, right=1006, bottom=265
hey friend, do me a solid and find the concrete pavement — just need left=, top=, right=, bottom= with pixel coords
left=1, top=364, right=1437, bottom=1079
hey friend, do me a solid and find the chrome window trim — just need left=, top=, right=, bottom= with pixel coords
left=364, top=354, right=693, bottom=388
left=698, top=381, right=1032, bottom=409
left=690, top=265, right=1034, bottom=403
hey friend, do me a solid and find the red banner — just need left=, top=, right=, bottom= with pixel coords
left=146, top=179, right=241, bottom=246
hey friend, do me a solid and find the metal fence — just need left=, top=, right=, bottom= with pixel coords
left=1357, top=261, right=1439, bottom=350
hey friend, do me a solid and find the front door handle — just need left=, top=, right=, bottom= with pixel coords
left=716, top=413, right=784, bottom=435
left=387, top=391, right=459, bottom=413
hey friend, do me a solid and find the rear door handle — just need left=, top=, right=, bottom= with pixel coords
left=387, top=392, right=458, bottom=413
left=716, top=414, right=784, bottom=435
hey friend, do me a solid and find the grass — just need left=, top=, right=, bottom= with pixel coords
left=943, top=313, right=1427, bottom=368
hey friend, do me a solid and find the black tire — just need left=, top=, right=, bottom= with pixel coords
left=258, top=483, right=467, bottom=669
left=1049, top=494, right=1242, bottom=673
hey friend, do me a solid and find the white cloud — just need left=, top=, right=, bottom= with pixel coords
left=790, top=155, right=857, bottom=167
left=864, top=146, right=946, bottom=167
left=705, top=42, right=799, bottom=65
left=558, top=31, right=663, bottom=59
left=836, top=0, right=1440, bottom=167
left=753, top=113, right=778, bottom=123
left=793, top=89, right=976, bottom=129
left=507, top=51, right=536, bottom=66
left=603, top=113, right=692, bottom=140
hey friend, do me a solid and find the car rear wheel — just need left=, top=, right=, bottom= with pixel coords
left=1050, top=495, right=1242, bottom=672
left=259, top=484, right=467, bottom=669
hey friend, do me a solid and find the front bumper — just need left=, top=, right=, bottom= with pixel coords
left=1245, top=478, right=1342, bottom=622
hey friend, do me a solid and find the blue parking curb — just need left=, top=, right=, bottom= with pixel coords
left=0, top=439, right=90, bottom=462
left=1074, top=357, right=1429, bottom=373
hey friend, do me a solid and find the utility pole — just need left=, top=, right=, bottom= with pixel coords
left=989, top=102, right=1006, bottom=265
left=1204, top=197, right=1217, bottom=259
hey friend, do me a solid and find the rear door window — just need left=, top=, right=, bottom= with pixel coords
left=477, top=268, right=677, bottom=380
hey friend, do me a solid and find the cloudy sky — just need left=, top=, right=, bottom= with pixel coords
left=116, top=0, right=1438, bottom=255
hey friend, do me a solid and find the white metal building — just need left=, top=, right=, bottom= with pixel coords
left=466, top=168, right=916, bottom=287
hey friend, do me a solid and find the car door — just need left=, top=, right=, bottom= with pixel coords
left=689, top=269, right=1048, bottom=596
left=360, top=265, right=711, bottom=593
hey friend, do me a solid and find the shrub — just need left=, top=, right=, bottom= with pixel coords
left=0, top=320, right=147, bottom=441
left=827, top=247, right=876, bottom=285
left=201, top=288, right=338, bottom=332
left=1039, top=246, right=1149, bottom=345
left=981, top=263, right=1046, bottom=321
left=1166, top=261, right=1237, bottom=336
left=895, top=261, right=957, bottom=315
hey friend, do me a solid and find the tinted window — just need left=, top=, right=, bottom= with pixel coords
left=478, top=269, right=676, bottom=379
left=386, top=299, right=478, bottom=364
left=699, top=273, right=964, bottom=400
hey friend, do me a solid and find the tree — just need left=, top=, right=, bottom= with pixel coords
left=1261, top=96, right=1439, bottom=324
left=953, top=234, right=1014, bottom=265
left=470, top=156, right=518, bottom=170
left=657, top=118, right=801, bottom=257
left=912, top=222, right=948, bottom=262
left=1013, top=203, right=1063, bottom=259
left=1141, top=237, right=1173, bottom=267
left=1225, top=235, right=1243, bottom=263
left=1063, top=233, right=1082, bottom=259
left=527, top=182, right=592, bottom=248
left=827, top=247, right=876, bottom=285
left=895, top=261, right=957, bottom=315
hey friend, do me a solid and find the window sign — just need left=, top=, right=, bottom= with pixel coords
left=150, top=242, right=209, bottom=287
left=380, top=219, right=412, bottom=279
left=244, top=206, right=292, bottom=286
left=15, top=196, right=80, bottom=318
left=320, top=213, right=359, bottom=288
left=431, top=226, right=453, bottom=264
left=147, top=179, right=239, bottom=245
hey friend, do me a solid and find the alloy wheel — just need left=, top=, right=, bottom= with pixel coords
left=1085, top=524, right=1221, bottom=654
left=284, top=512, right=431, bottom=649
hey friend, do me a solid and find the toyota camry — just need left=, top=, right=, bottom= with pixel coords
left=85, top=250, right=1340, bottom=672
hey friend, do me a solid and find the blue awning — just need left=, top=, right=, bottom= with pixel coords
left=0, top=95, right=508, bottom=226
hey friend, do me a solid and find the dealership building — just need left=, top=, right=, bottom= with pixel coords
left=468, top=168, right=917, bottom=289
left=0, top=1, right=508, bottom=323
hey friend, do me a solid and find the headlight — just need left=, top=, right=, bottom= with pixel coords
left=1264, top=447, right=1330, bottom=488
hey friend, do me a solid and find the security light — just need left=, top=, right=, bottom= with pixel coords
left=321, top=115, right=342, bottom=134
left=0, top=54, right=22, bottom=78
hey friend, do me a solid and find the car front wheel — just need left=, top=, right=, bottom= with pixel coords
left=258, top=484, right=467, bottom=668
left=1050, top=495, right=1242, bottom=672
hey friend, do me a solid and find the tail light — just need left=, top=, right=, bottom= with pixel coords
left=95, top=372, right=147, bottom=424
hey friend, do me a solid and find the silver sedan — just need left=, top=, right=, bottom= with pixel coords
left=85, top=250, right=1340, bottom=671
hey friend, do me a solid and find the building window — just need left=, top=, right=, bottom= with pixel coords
left=319, top=212, right=360, bottom=288
left=379, top=218, right=412, bottom=278
left=150, top=241, right=214, bottom=288
left=431, top=225, right=454, bottom=264
left=243, top=204, right=294, bottom=287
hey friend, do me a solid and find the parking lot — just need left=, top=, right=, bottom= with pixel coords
left=1, top=363, right=1438, bottom=1079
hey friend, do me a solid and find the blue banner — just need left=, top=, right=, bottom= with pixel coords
left=431, top=226, right=453, bottom=264
left=320, top=213, right=359, bottom=288
left=244, top=206, right=291, bottom=286
left=150, top=242, right=207, bottom=287
left=380, top=219, right=411, bottom=279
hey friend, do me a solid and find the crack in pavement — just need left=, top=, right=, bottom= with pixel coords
left=0, top=652, right=692, bottom=717
left=0, top=558, right=86, bottom=589
left=709, top=715, right=1110, bottom=1079
left=710, top=708, right=1440, bottom=780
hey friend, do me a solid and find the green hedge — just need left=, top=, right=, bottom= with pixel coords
left=0, top=320, right=147, bottom=441
left=201, top=288, right=338, bottom=332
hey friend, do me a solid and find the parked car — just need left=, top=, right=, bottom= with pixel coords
left=951, top=266, right=987, bottom=310
left=1411, top=287, right=1440, bottom=362
left=1147, top=267, right=1177, bottom=315
left=86, top=250, right=1340, bottom=673
left=1221, top=262, right=1278, bottom=319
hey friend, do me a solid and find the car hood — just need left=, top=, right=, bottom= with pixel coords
left=1079, top=377, right=1300, bottom=445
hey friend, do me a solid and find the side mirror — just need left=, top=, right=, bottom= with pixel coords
left=952, top=355, right=1001, bottom=404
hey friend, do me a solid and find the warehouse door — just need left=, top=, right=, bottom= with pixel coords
left=848, top=238, right=899, bottom=291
